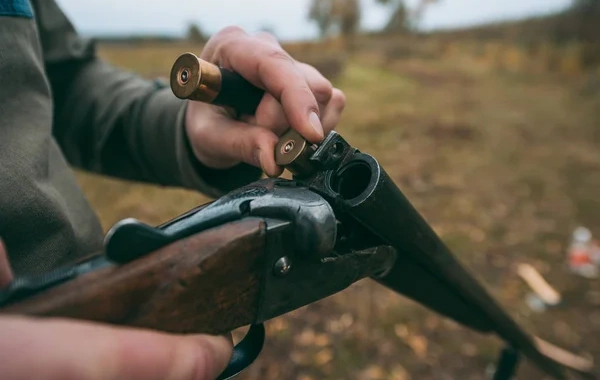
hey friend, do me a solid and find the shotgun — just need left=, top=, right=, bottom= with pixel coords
left=0, top=53, right=596, bottom=380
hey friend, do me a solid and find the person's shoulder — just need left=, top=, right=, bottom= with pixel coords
left=0, top=0, right=34, bottom=19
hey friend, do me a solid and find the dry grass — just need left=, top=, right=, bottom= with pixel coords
left=76, top=36, right=600, bottom=379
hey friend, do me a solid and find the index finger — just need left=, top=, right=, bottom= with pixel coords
left=207, top=28, right=324, bottom=144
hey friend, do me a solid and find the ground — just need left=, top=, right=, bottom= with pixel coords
left=76, top=36, right=600, bottom=379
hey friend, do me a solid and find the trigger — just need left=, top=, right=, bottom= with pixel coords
left=217, top=324, right=265, bottom=380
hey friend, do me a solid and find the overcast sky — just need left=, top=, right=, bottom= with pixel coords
left=55, top=0, right=572, bottom=41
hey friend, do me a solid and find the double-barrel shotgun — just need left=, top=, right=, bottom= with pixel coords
left=0, top=53, right=596, bottom=380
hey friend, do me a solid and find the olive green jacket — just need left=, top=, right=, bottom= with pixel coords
left=0, top=0, right=262, bottom=276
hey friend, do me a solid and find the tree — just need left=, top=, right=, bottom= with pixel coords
left=186, top=22, right=207, bottom=44
left=309, top=0, right=334, bottom=38
left=338, top=0, right=361, bottom=38
left=308, top=0, right=362, bottom=39
left=376, top=0, right=409, bottom=32
left=566, top=0, right=600, bottom=43
left=572, top=0, right=600, bottom=12
left=375, top=0, right=440, bottom=32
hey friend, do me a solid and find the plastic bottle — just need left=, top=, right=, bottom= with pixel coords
left=567, top=226, right=597, bottom=278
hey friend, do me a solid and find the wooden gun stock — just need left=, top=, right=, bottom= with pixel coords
left=1, top=218, right=266, bottom=336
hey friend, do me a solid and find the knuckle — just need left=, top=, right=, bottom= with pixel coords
left=299, top=62, right=333, bottom=101
left=301, top=62, right=321, bottom=76
left=254, top=131, right=278, bottom=154
left=332, top=89, right=346, bottom=110
left=211, top=27, right=247, bottom=61
left=314, top=79, right=333, bottom=101
left=241, top=130, right=275, bottom=168
left=253, top=128, right=278, bottom=147
left=266, top=47, right=294, bottom=64
left=255, top=31, right=278, bottom=43
left=283, top=84, right=315, bottom=106
left=189, top=340, right=217, bottom=380
left=217, top=25, right=246, bottom=37
left=321, top=78, right=334, bottom=93
left=280, top=80, right=312, bottom=100
left=209, top=40, right=230, bottom=64
left=299, top=83, right=313, bottom=95
left=231, top=136, right=250, bottom=162
left=264, top=130, right=280, bottom=146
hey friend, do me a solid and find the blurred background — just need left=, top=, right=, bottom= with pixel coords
left=59, top=0, right=600, bottom=378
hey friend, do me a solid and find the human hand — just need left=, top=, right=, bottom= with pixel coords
left=184, top=26, right=346, bottom=178
left=0, top=240, right=233, bottom=380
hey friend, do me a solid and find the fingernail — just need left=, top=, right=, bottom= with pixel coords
left=190, top=334, right=233, bottom=379
left=308, top=111, right=324, bottom=140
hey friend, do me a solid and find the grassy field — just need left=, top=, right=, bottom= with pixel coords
left=75, top=35, right=600, bottom=379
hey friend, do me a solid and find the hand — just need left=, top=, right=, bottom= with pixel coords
left=185, top=26, right=346, bottom=178
left=0, top=240, right=233, bottom=380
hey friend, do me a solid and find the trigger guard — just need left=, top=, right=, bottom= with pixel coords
left=217, top=324, right=266, bottom=380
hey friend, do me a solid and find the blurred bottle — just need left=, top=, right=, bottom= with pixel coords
left=567, top=226, right=597, bottom=278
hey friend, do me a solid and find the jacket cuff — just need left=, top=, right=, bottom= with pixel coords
left=139, top=86, right=263, bottom=198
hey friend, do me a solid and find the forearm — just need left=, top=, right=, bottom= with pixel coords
left=49, top=57, right=262, bottom=197
left=49, top=58, right=179, bottom=182
left=33, top=0, right=261, bottom=198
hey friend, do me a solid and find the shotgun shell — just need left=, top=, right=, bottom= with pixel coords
left=170, top=52, right=222, bottom=103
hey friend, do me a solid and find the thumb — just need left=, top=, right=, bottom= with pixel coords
left=0, top=316, right=233, bottom=380
left=0, top=239, right=13, bottom=288
left=190, top=112, right=283, bottom=177
left=220, top=120, right=283, bottom=177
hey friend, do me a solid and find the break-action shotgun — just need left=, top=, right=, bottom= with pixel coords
left=0, top=52, right=596, bottom=380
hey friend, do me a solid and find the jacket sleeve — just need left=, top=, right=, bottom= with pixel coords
left=31, top=0, right=263, bottom=198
